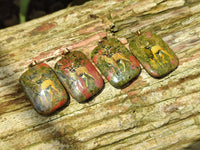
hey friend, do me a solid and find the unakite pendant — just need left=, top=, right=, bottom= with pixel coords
left=91, top=37, right=141, bottom=88
left=54, top=51, right=104, bottom=102
left=19, top=63, right=69, bottom=115
left=129, top=32, right=179, bottom=78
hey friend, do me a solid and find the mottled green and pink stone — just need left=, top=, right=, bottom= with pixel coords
left=91, top=38, right=141, bottom=88
left=19, top=63, right=69, bottom=115
left=129, top=32, right=179, bottom=78
left=54, top=51, right=104, bottom=102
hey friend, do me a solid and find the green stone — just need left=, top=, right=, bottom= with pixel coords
left=129, top=32, right=179, bottom=78
left=19, top=63, right=69, bottom=115
left=91, top=37, right=141, bottom=88
left=54, top=51, right=104, bottom=102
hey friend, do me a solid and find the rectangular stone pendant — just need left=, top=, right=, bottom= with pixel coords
left=129, top=32, right=179, bottom=78
left=91, top=37, right=141, bottom=88
left=19, top=63, right=69, bottom=115
left=54, top=51, right=104, bottom=102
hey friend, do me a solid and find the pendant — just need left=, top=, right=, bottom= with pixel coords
left=54, top=51, right=104, bottom=102
left=91, top=37, right=141, bottom=88
left=19, top=63, right=69, bottom=115
left=129, top=32, right=179, bottom=78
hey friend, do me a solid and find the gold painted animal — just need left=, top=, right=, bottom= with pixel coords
left=75, top=66, right=94, bottom=87
left=40, top=79, right=59, bottom=105
left=102, top=52, right=131, bottom=73
left=145, top=45, right=172, bottom=64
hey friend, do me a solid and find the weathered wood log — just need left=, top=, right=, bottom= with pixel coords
left=0, top=0, right=200, bottom=149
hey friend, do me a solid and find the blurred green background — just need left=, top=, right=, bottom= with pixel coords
left=0, top=0, right=90, bottom=29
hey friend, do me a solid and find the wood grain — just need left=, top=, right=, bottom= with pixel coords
left=0, top=0, right=200, bottom=149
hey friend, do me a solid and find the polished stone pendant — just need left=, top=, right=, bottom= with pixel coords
left=129, top=32, right=179, bottom=78
left=54, top=51, right=104, bottom=102
left=19, top=63, right=69, bottom=115
left=91, top=37, right=141, bottom=88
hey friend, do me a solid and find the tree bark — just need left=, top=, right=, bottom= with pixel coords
left=0, top=0, right=200, bottom=149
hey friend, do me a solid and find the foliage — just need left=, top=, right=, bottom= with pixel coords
left=19, top=0, right=30, bottom=23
